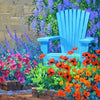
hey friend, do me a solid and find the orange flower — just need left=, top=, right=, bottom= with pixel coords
left=48, top=58, right=55, bottom=65
left=84, top=80, right=91, bottom=88
left=81, top=96, right=87, bottom=100
left=94, top=74, right=100, bottom=82
left=95, top=49, right=100, bottom=55
left=67, top=51, right=74, bottom=55
left=92, top=67, right=96, bottom=72
left=91, top=54, right=98, bottom=59
left=92, top=60, right=99, bottom=66
left=76, top=69, right=84, bottom=75
left=83, top=67, right=88, bottom=71
left=65, top=88, right=71, bottom=93
left=56, top=62, right=64, bottom=69
left=38, top=54, right=45, bottom=59
left=62, top=56, right=69, bottom=61
left=63, top=72, right=72, bottom=81
left=47, top=68, right=56, bottom=77
left=83, top=90, right=90, bottom=98
left=59, top=80, right=63, bottom=85
left=82, top=52, right=91, bottom=58
left=65, top=81, right=73, bottom=88
left=97, top=66, right=100, bottom=69
left=83, top=58, right=92, bottom=66
left=74, top=75, right=80, bottom=81
left=68, top=58, right=77, bottom=66
left=86, top=71, right=92, bottom=76
left=57, top=71, right=63, bottom=76
left=63, top=64, right=70, bottom=71
left=74, top=83, right=81, bottom=91
left=95, top=89, right=100, bottom=98
left=72, top=47, right=78, bottom=50
left=79, top=77, right=86, bottom=83
left=73, top=68, right=76, bottom=72
left=59, top=55, right=64, bottom=59
left=57, top=89, right=66, bottom=97
left=73, top=91, right=81, bottom=99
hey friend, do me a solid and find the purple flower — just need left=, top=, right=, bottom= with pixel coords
left=93, top=0, right=96, bottom=5
left=18, top=76, right=25, bottom=84
left=18, top=35, right=25, bottom=48
left=92, top=25, right=96, bottom=36
left=47, top=23, right=52, bottom=33
left=86, top=29, right=92, bottom=36
left=94, top=37, right=98, bottom=44
left=63, top=0, right=72, bottom=6
left=50, top=7, right=53, bottom=14
left=34, top=9, right=39, bottom=17
left=96, top=22, right=100, bottom=29
left=98, top=6, right=100, bottom=15
left=77, top=0, right=81, bottom=3
left=86, top=0, right=90, bottom=4
left=48, top=0, right=54, bottom=8
left=89, top=11, right=98, bottom=21
left=85, top=8, right=92, bottom=13
left=36, top=1, right=42, bottom=10
left=40, top=20, right=45, bottom=34
left=57, top=3, right=62, bottom=12
left=72, top=5, right=79, bottom=9
left=31, top=20, right=36, bottom=31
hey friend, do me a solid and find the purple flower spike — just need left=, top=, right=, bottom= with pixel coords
left=86, top=29, right=91, bottom=37
left=94, top=37, right=98, bottom=44
left=31, top=20, right=36, bottom=31
left=34, top=9, right=39, bottom=17
left=86, top=0, right=90, bottom=4
left=57, top=3, right=62, bottom=12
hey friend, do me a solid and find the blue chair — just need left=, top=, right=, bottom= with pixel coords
left=37, top=9, right=94, bottom=62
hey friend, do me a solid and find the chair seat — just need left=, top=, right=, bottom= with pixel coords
left=47, top=53, right=81, bottom=61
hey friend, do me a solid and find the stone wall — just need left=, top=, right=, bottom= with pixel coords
left=0, top=0, right=36, bottom=47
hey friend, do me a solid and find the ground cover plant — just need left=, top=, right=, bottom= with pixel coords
left=29, top=47, right=100, bottom=100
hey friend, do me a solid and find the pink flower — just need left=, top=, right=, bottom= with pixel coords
left=16, top=63, right=22, bottom=69
left=10, top=64, right=17, bottom=70
left=23, top=69, right=30, bottom=74
left=6, top=56, right=11, bottom=59
left=14, top=71, right=20, bottom=76
left=2, top=70, right=9, bottom=77
left=7, top=49, right=10, bottom=53
left=11, top=53, right=15, bottom=57
left=23, top=58, right=30, bottom=65
left=1, top=55, right=4, bottom=58
left=24, top=54, right=30, bottom=58
left=33, top=60, right=38, bottom=65
left=0, top=77, right=6, bottom=83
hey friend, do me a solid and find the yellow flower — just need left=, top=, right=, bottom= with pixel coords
left=59, top=80, right=63, bottom=85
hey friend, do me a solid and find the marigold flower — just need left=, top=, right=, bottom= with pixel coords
left=76, top=69, right=84, bottom=75
left=79, top=77, right=86, bottom=83
left=67, top=51, right=74, bottom=55
left=57, top=89, right=66, bottom=97
left=95, top=49, right=100, bottom=55
left=65, top=88, right=71, bottom=93
left=56, top=62, right=64, bottom=69
left=81, top=96, right=87, bottom=100
left=94, top=74, right=100, bottom=82
left=48, top=58, right=55, bottom=65
left=38, top=54, right=45, bottom=59
left=83, top=58, right=92, bottom=66
left=65, top=81, right=73, bottom=88
left=91, top=54, right=98, bottom=59
left=95, top=89, right=100, bottom=97
left=83, top=90, right=90, bottom=98
left=97, top=66, right=100, bottom=69
left=59, top=80, right=63, bottom=85
left=74, top=75, right=80, bottom=81
left=47, top=68, right=56, bottom=77
left=92, top=85, right=98, bottom=91
left=74, top=83, right=81, bottom=91
left=86, top=71, right=92, bottom=76
left=84, top=80, right=91, bottom=88
left=63, top=64, right=70, bottom=71
left=82, top=52, right=91, bottom=58
left=63, top=72, right=72, bottom=81
left=92, top=67, right=96, bottom=72
left=72, top=47, right=78, bottom=50
left=83, top=67, right=88, bottom=71
left=73, top=91, right=81, bottom=99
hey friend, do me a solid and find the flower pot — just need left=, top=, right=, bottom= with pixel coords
left=0, top=80, right=33, bottom=91
left=32, top=87, right=68, bottom=100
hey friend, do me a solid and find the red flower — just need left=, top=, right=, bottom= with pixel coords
left=0, top=77, right=6, bottom=83
left=57, top=71, right=63, bottom=76
left=62, top=56, right=69, bottom=61
left=91, top=54, right=98, bottom=59
left=38, top=54, right=45, bottom=59
left=57, top=89, right=66, bottom=97
left=83, top=90, right=90, bottom=98
left=95, top=89, right=100, bottom=98
left=47, top=68, right=56, bottom=77
left=92, top=85, right=98, bottom=91
left=56, top=62, right=64, bottom=69
left=67, top=51, right=74, bottom=55
left=92, top=60, right=99, bottom=66
left=68, top=58, right=77, bottom=66
left=63, top=72, right=72, bottom=81
left=82, top=52, right=91, bottom=58
left=10, top=64, right=17, bottom=70
left=23, top=58, right=30, bottom=65
left=59, top=55, right=64, bottom=59
left=14, top=71, right=20, bottom=76
left=48, top=58, right=55, bottom=65
left=16, top=63, right=22, bottom=69
left=63, top=64, right=70, bottom=71
left=2, top=70, right=9, bottom=77
left=95, top=49, right=100, bottom=55
left=33, top=60, right=38, bottom=65
left=6, top=55, right=11, bottom=59
left=83, top=59, right=92, bottom=66
left=72, top=47, right=78, bottom=50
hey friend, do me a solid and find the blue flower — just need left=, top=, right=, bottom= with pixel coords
left=86, top=0, right=90, bottom=4
left=47, top=23, right=52, bottom=33
left=93, top=0, right=96, bottom=5
left=86, top=29, right=91, bottom=36
left=94, top=37, right=98, bottom=44
left=40, top=20, right=45, bottom=34
left=96, top=22, right=100, bottom=29
left=34, top=9, right=39, bottom=17
left=98, top=6, right=100, bottom=15
left=85, top=8, right=92, bottom=13
left=48, top=0, right=54, bottom=8
left=31, top=20, right=36, bottom=31
left=63, top=0, right=72, bottom=6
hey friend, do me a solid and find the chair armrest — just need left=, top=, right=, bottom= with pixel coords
left=79, top=37, right=94, bottom=44
left=37, top=36, right=60, bottom=42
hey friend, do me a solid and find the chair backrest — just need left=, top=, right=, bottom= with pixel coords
left=56, top=9, right=90, bottom=53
